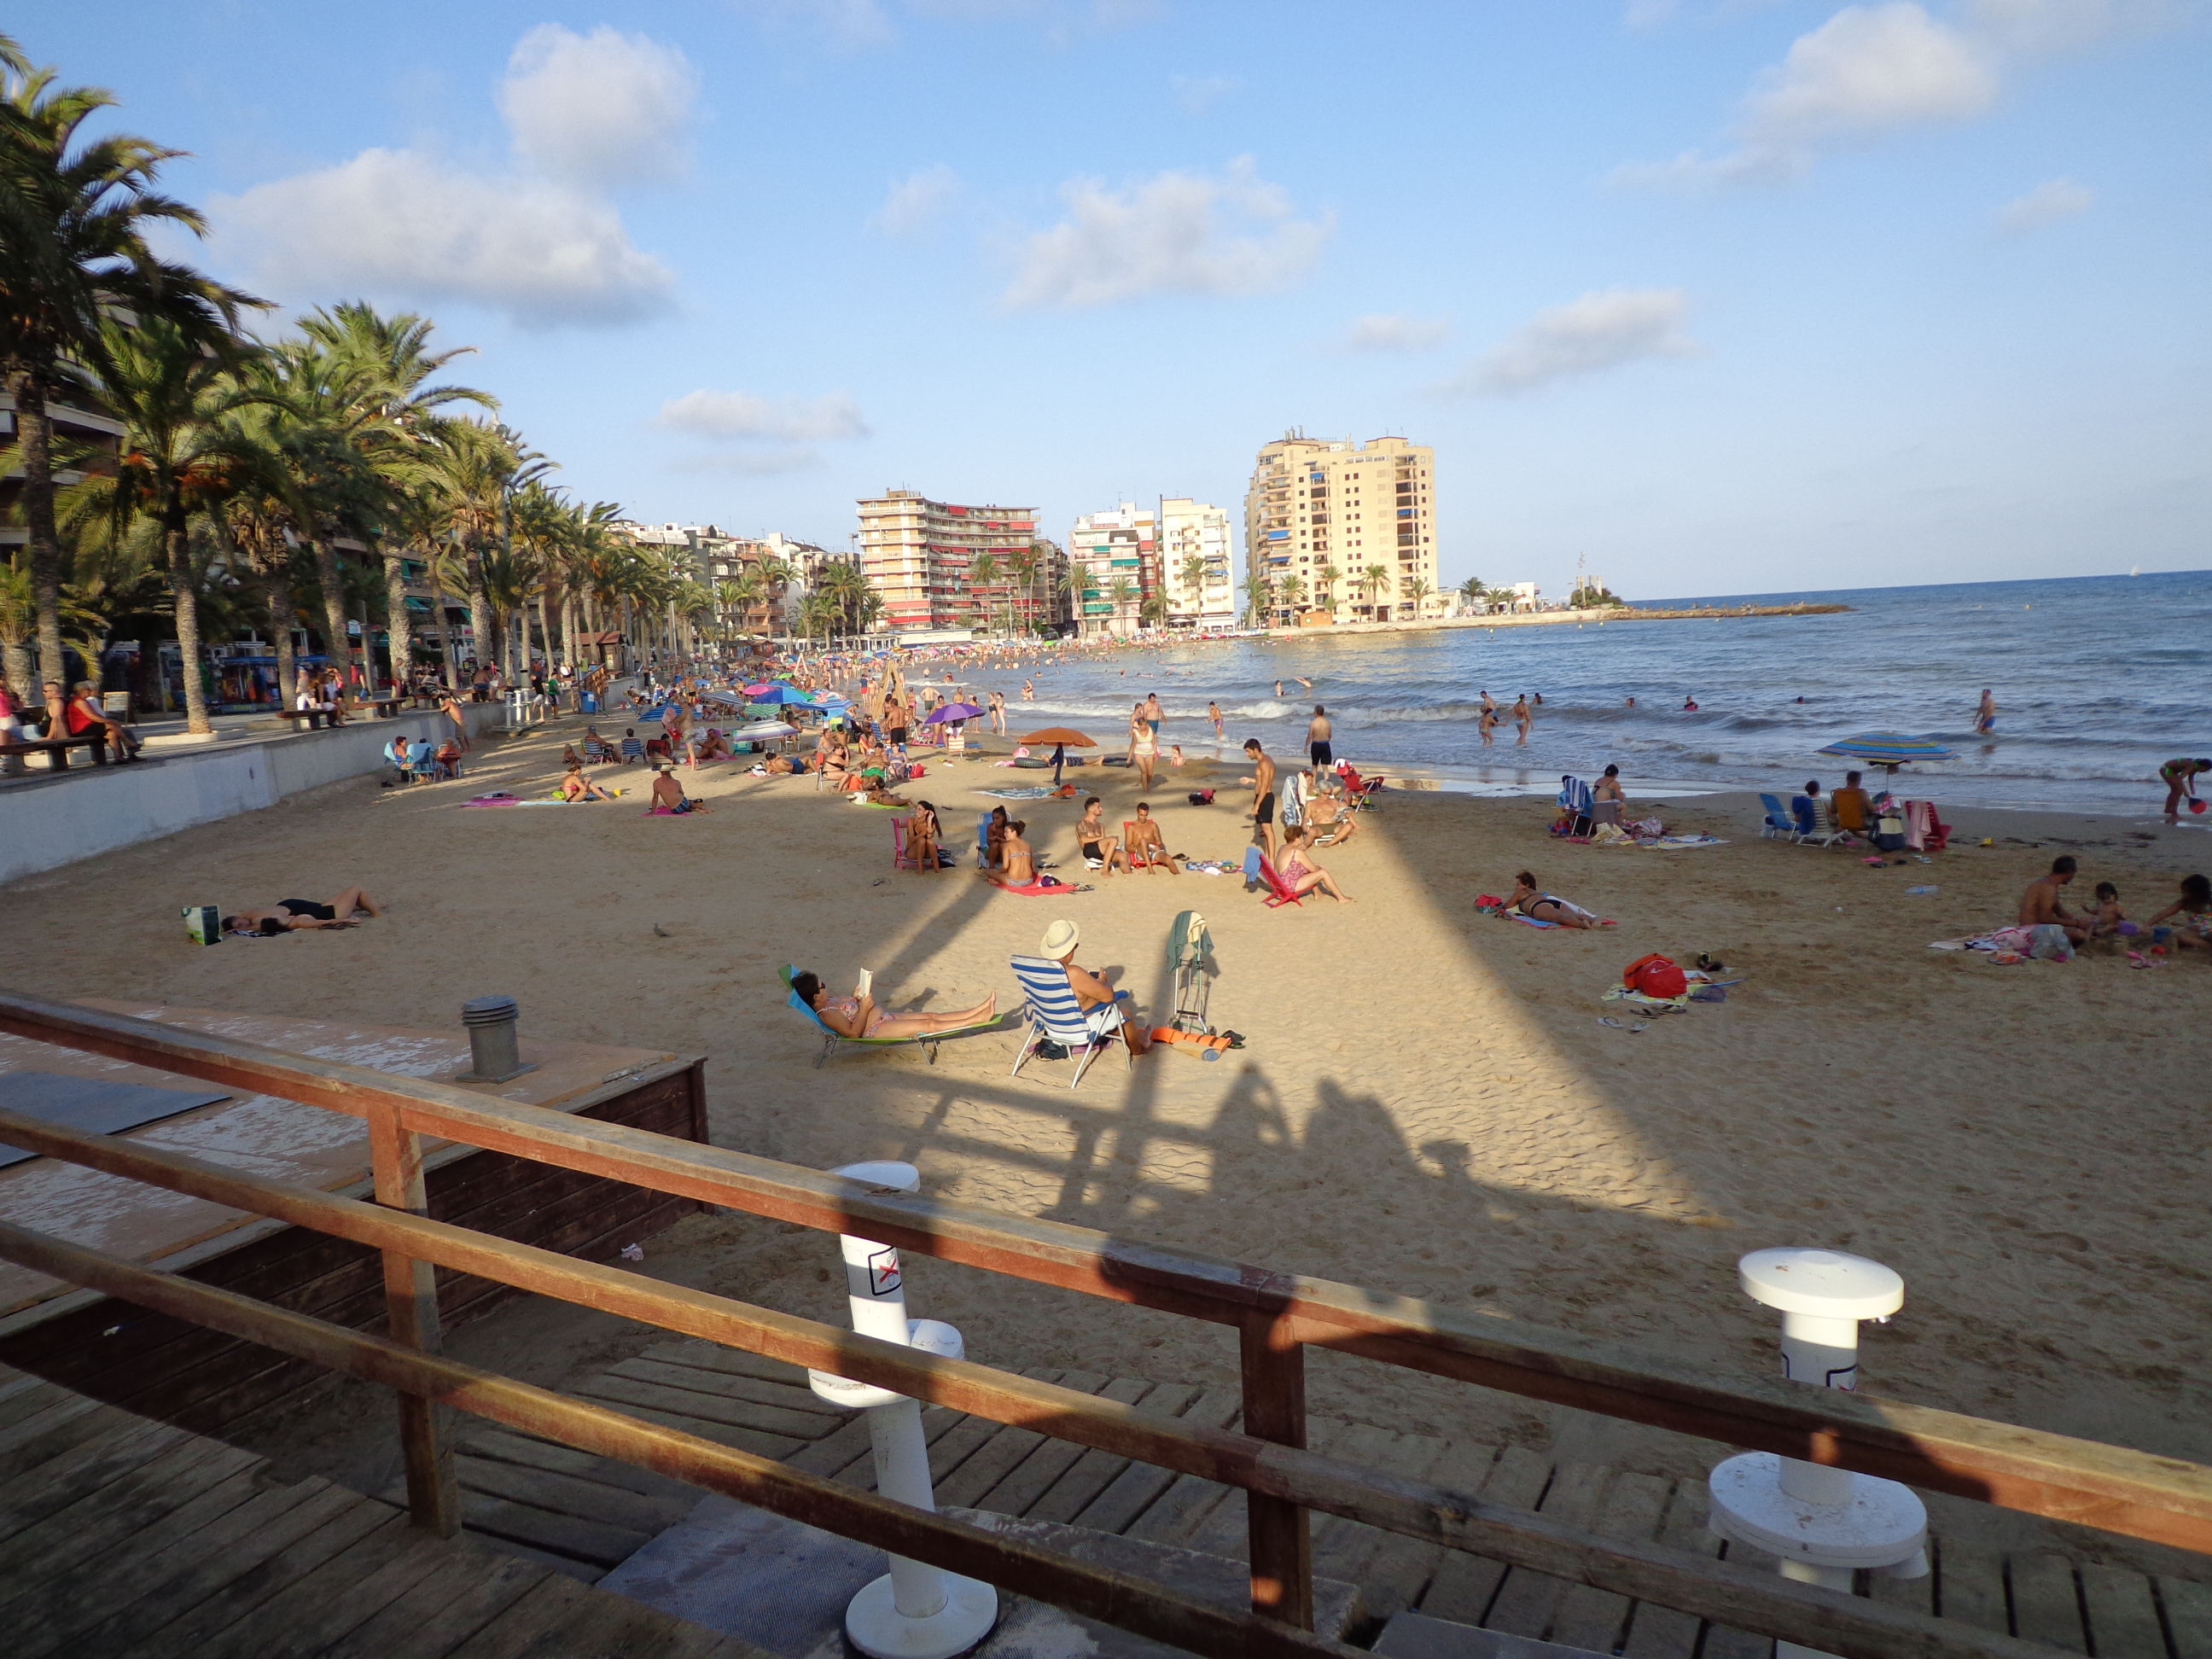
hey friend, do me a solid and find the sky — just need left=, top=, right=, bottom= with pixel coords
left=22, top=0, right=2211, bottom=600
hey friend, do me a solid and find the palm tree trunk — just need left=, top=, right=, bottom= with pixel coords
left=3, top=638, right=32, bottom=705
left=267, top=573, right=300, bottom=711
left=438, top=578, right=461, bottom=690
left=9, top=368, right=67, bottom=729
left=535, top=591, right=553, bottom=684
left=559, top=591, right=577, bottom=671
left=308, top=534, right=352, bottom=702
left=382, top=547, right=412, bottom=690
left=463, top=536, right=492, bottom=689
left=163, top=506, right=214, bottom=736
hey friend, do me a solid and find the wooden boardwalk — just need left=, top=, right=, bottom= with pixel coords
left=0, top=1365, right=765, bottom=1659
left=426, top=1337, right=2212, bottom=1658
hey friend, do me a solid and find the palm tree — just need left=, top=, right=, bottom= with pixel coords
left=969, top=550, right=1000, bottom=633
left=70, top=313, right=260, bottom=734
left=0, top=35, right=259, bottom=718
left=1242, top=571, right=1273, bottom=628
left=1402, top=574, right=1435, bottom=617
left=755, top=555, right=795, bottom=643
left=1138, top=591, right=1169, bottom=631
left=291, top=303, right=491, bottom=687
left=1313, top=562, right=1342, bottom=618
left=1106, top=575, right=1137, bottom=637
left=1009, top=543, right=1040, bottom=633
left=1178, top=554, right=1208, bottom=616
left=1278, top=573, right=1307, bottom=619
left=1361, top=563, right=1391, bottom=614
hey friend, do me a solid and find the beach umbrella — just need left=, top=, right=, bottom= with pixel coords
left=1016, top=727, right=1096, bottom=747
left=749, top=684, right=813, bottom=704
left=1817, top=731, right=1953, bottom=775
left=742, top=682, right=774, bottom=696
left=923, top=701, right=985, bottom=725
left=729, top=720, right=797, bottom=740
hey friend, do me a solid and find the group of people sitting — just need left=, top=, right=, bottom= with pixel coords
left=2017, top=858, right=2210, bottom=951
left=383, top=733, right=463, bottom=783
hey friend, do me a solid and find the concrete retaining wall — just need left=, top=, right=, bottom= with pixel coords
left=0, top=706, right=501, bottom=887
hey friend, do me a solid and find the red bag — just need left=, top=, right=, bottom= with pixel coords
left=1623, top=953, right=1687, bottom=999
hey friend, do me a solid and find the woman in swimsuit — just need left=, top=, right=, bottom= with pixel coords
left=909, top=800, right=941, bottom=870
left=792, top=971, right=995, bottom=1039
left=1129, top=703, right=1157, bottom=791
left=1276, top=826, right=1352, bottom=902
left=1509, top=870, right=1615, bottom=929
left=223, top=888, right=382, bottom=935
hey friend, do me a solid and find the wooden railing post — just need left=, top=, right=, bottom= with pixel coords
left=1241, top=1310, right=1313, bottom=1628
left=369, top=1101, right=459, bottom=1536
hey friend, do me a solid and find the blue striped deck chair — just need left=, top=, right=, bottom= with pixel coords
left=780, top=965, right=993, bottom=1068
left=1008, top=955, right=1130, bottom=1090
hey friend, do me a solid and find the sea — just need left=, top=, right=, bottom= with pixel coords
left=977, top=571, right=2211, bottom=817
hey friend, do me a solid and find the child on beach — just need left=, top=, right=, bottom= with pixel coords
left=2087, top=882, right=2133, bottom=941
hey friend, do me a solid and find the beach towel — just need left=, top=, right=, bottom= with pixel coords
left=997, top=876, right=1093, bottom=896
left=1505, top=913, right=1561, bottom=928
left=976, top=786, right=1054, bottom=799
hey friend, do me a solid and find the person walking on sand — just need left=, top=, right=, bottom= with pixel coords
left=1208, top=700, right=1224, bottom=739
left=1307, top=705, right=1333, bottom=770
left=1128, top=702, right=1158, bottom=791
left=1241, top=737, right=1278, bottom=864
left=1976, top=688, right=1997, bottom=736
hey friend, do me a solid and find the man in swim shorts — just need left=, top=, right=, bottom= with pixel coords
left=1307, top=705, right=1333, bottom=770
left=2018, top=855, right=2089, bottom=945
left=1241, top=738, right=1278, bottom=863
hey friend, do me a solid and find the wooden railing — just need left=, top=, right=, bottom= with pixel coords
left=1, top=992, right=2203, bottom=1659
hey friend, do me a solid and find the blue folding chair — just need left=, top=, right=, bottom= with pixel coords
left=1759, top=794, right=1801, bottom=841
left=1008, top=956, right=1130, bottom=1090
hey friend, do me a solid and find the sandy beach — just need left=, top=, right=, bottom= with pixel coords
left=3, top=716, right=2208, bottom=1565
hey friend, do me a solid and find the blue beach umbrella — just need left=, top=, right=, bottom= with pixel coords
left=1817, top=731, right=1953, bottom=775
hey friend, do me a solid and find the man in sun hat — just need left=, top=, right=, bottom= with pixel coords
left=1040, top=919, right=1146, bottom=1055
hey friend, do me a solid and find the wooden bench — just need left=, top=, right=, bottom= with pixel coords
left=276, top=707, right=343, bottom=730
left=360, top=696, right=407, bottom=719
left=0, top=733, right=110, bottom=771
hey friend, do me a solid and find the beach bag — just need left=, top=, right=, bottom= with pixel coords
left=1622, top=953, right=1688, bottom=1000
left=1188, top=789, right=1215, bottom=806
left=1874, top=810, right=1906, bottom=852
left=2028, top=924, right=2074, bottom=963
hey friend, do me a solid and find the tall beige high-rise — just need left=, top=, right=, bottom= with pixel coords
left=1243, top=434, right=1439, bottom=626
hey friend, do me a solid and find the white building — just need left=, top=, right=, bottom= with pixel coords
left=1068, top=504, right=1157, bottom=637
left=1158, top=498, right=1237, bottom=631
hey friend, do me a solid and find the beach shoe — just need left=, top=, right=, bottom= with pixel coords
left=1597, top=1017, right=1647, bottom=1033
left=1035, top=1039, right=1069, bottom=1060
left=1694, top=953, right=1727, bottom=973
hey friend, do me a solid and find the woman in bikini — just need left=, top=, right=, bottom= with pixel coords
left=1276, top=825, right=1352, bottom=902
left=791, top=971, right=994, bottom=1039
left=908, top=800, right=941, bottom=870
left=1129, top=702, right=1158, bottom=792
left=223, top=888, right=382, bottom=935
left=1510, top=870, right=1615, bottom=928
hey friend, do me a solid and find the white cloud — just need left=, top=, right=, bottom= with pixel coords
left=212, top=25, right=693, bottom=326
left=1348, top=313, right=1449, bottom=352
left=1170, top=73, right=1240, bottom=115
left=1745, top=4, right=1999, bottom=144
left=498, top=25, right=699, bottom=188
left=656, top=390, right=870, bottom=442
left=872, top=165, right=960, bottom=238
left=1614, top=2, right=2013, bottom=189
left=1451, top=288, right=1699, bottom=395
left=1991, top=175, right=2094, bottom=235
left=1003, top=157, right=1331, bottom=310
left=217, top=149, right=675, bottom=327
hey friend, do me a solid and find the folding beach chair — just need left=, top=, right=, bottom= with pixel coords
left=1122, top=822, right=1171, bottom=871
left=975, top=812, right=994, bottom=870
left=1758, top=794, right=1802, bottom=841
left=891, top=814, right=925, bottom=871
left=779, top=966, right=992, bottom=1068
left=1797, top=802, right=1849, bottom=849
left=1256, top=855, right=1306, bottom=909
left=1008, top=955, right=1131, bottom=1089
left=1336, top=763, right=1385, bottom=811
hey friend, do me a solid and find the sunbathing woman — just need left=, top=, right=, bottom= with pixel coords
left=1277, top=826, right=1352, bottom=902
left=1510, top=870, right=1615, bottom=928
left=792, top=971, right=995, bottom=1039
left=223, top=888, right=382, bottom=935
left=560, top=763, right=620, bottom=801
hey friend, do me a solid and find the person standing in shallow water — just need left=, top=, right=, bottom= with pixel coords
left=1976, top=688, right=1997, bottom=735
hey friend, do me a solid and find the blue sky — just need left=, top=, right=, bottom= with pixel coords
left=25, top=0, right=2210, bottom=599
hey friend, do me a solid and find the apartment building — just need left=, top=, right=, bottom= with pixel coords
left=1158, top=498, right=1237, bottom=630
left=1243, top=433, right=1441, bottom=626
left=1068, top=503, right=1158, bottom=637
left=856, top=490, right=1054, bottom=635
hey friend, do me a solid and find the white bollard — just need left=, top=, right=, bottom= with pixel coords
left=1708, top=1249, right=1928, bottom=1659
left=807, top=1161, right=998, bottom=1659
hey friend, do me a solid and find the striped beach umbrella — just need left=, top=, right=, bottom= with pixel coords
left=1816, top=731, right=1953, bottom=773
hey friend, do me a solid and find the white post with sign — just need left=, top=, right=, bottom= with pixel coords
left=808, top=1161, right=998, bottom=1659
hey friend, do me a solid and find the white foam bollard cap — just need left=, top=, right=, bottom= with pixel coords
left=834, top=1160, right=921, bottom=1193
left=1740, top=1249, right=1903, bottom=1322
